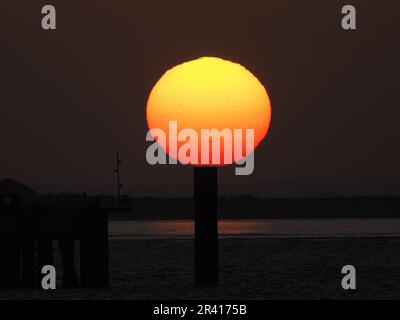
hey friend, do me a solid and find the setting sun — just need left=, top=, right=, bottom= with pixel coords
left=146, top=57, right=271, bottom=165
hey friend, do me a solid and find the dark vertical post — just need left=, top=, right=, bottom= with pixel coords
left=58, top=239, right=79, bottom=288
left=34, top=205, right=54, bottom=287
left=194, top=166, right=219, bottom=286
left=21, top=240, right=35, bottom=287
left=21, top=211, right=35, bottom=287
left=80, top=208, right=109, bottom=287
left=36, top=239, right=53, bottom=286
left=114, top=150, right=122, bottom=210
left=0, top=200, right=20, bottom=288
left=0, top=238, right=20, bottom=288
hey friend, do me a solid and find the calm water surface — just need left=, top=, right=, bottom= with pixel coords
left=109, top=219, right=400, bottom=239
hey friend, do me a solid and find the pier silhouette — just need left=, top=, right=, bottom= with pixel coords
left=0, top=182, right=108, bottom=288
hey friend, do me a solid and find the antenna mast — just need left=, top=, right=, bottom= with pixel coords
left=113, top=150, right=122, bottom=209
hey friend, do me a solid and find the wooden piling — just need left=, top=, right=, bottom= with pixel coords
left=80, top=208, right=109, bottom=287
left=194, top=166, right=219, bottom=286
left=0, top=238, right=20, bottom=288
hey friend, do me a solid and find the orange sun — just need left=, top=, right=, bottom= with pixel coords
left=146, top=57, right=271, bottom=165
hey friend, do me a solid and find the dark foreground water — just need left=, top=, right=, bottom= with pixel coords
left=2, top=237, right=400, bottom=300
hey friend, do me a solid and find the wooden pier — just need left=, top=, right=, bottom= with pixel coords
left=0, top=196, right=108, bottom=288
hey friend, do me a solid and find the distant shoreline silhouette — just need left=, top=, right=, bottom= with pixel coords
left=2, top=178, right=400, bottom=220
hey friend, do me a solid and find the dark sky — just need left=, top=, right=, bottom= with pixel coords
left=1, top=1, right=399, bottom=197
